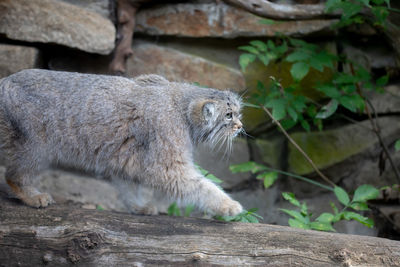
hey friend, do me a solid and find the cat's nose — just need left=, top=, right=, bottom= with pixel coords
left=233, top=121, right=242, bottom=131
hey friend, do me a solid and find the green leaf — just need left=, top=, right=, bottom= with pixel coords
left=317, top=84, right=341, bottom=99
left=257, top=54, right=270, bottom=66
left=316, top=99, right=339, bottom=119
left=334, top=186, right=350, bottom=206
left=281, top=209, right=308, bottom=223
left=184, top=205, right=195, bottom=217
left=316, top=212, right=335, bottom=223
left=341, top=2, right=363, bottom=19
left=281, top=118, right=297, bottom=130
left=300, top=119, right=310, bottom=132
left=238, top=45, right=259, bottom=54
left=376, top=74, right=389, bottom=87
left=196, top=165, right=223, bottom=184
left=286, top=51, right=311, bottom=62
left=287, top=106, right=298, bottom=122
left=290, top=62, right=310, bottom=81
left=341, top=211, right=374, bottom=227
left=395, top=140, right=400, bottom=151
left=259, top=18, right=276, bottom=25
left=282, top=192, right=301, bottom=207
left=339, top=95, right=357, bottom=112
left=288, top=218, right=310, bottom=229
left=215, top=210, right=262, bottom=223
left=239, top=53, right=256, bottom=71
left=275, top=41, right=288, bottom=54
left=265, top=99, right=287, bottom=121
left=229, top=161, right=266, bottom=174
left=272, top=104, right=286, bottom=121
left=352, top=184, right=380, bottom=202
left=168, top=203, right=181, bottom=216
left=349, top=202, right=369, bottom=211
left=300, top=203, right=308, bottom=217
left=334, top=73, right=358, bottom=84
left=325, top=0, right=341, bottom=12
left=314, top=51, right=335, bottom=69
left=309, top=57, right=325, bottom=72
left=310, top=221, right=336, bottom=232
left=292, top=96, right=307, bottom=112
left=267, top=40, right=276, bottom=50
left=250, top=40, right=268, bottom=52
left=257, top=171, right=278, bottom=188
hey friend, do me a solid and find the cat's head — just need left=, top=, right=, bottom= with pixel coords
left=189, top=89, right=244, bottom=149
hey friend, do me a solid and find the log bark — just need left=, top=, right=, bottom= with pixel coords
left=0, top=198, right=399, bottom=266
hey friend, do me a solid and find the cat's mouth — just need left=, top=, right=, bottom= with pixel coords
left=232, top=127, right=243, bottom=138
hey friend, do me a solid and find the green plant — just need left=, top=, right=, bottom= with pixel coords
left=239, top=36, right=388, bottom=132
left=230, top=161, right=380, bottom=231
left=281, top=184, right=379, bottom=231
left=214, top=208, right=263, bottom=223
left=325, top=0, right=392, bottom=28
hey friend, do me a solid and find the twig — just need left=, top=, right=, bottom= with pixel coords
left=349, top=63, right=400, bottom=183
left=260, top=105, right=337, bottom=188
left=367, top=99, right=400, bottom=182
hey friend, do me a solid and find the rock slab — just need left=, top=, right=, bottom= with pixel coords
left=0, top=0, right=115, bottom=55
left=135, top=2, right=337, bottom=38
left=0, top=44, right=40, bottom=78
left=127, top=41, right=245, bottom=91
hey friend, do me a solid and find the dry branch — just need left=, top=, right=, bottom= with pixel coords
left=0, top=198, right=399, bottom=266
left=109, top=0, right=153, bottom=75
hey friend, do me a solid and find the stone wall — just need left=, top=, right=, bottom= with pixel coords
left=0, top=0, right=399, bottom=237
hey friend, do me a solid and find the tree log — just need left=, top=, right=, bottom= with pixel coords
left=0, top=198, right=399, bottom=266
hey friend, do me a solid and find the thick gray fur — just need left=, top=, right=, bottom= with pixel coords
left=0, top=69, right=244, bottom=216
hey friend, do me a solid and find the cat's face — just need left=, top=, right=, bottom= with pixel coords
left=199, top=91, right=243, bottom=150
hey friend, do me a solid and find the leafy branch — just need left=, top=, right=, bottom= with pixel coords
left=281, top=184, right=379, bottom=231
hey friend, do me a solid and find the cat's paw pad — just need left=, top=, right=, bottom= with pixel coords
left=25, top=193, right=54, bottom=208
left=219, top=199, right=243, bottom=216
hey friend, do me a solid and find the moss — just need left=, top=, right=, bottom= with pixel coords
left=288, top=126, right=374, bottom=175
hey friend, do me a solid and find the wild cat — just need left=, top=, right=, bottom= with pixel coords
left=0, top=69, right=244, bottom=216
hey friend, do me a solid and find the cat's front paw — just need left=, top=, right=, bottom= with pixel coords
left=218, top=198, right=243, bottom=216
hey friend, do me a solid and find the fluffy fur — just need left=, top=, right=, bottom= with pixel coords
left=0, top=69, right=244, bottom=216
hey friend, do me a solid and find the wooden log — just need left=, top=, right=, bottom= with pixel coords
left=0, top=198, right=399, bottom=266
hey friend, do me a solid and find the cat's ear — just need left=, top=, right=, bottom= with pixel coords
left=202, top=102, right=216, bottom=122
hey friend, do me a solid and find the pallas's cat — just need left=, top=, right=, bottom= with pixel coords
left=0, top=69, right=244, bottom=216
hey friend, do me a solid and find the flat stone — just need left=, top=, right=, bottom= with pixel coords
left=0, top=0, right=115, bottom=55
left=57, top=0, right=112, bottom=19
left=251, top=137, right=285, bottom=169
left=288, top=116, right=400, bottom=176
left=366, top=84, right=400, bottom=114
left=0, top=44, right=40, bottom=78
left=135, top=2, right=337, bottom=38
left=126, top=41, right=245, bottom=91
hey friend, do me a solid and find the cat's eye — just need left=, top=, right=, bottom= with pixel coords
left=226, top=112, right=232, bottom=120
